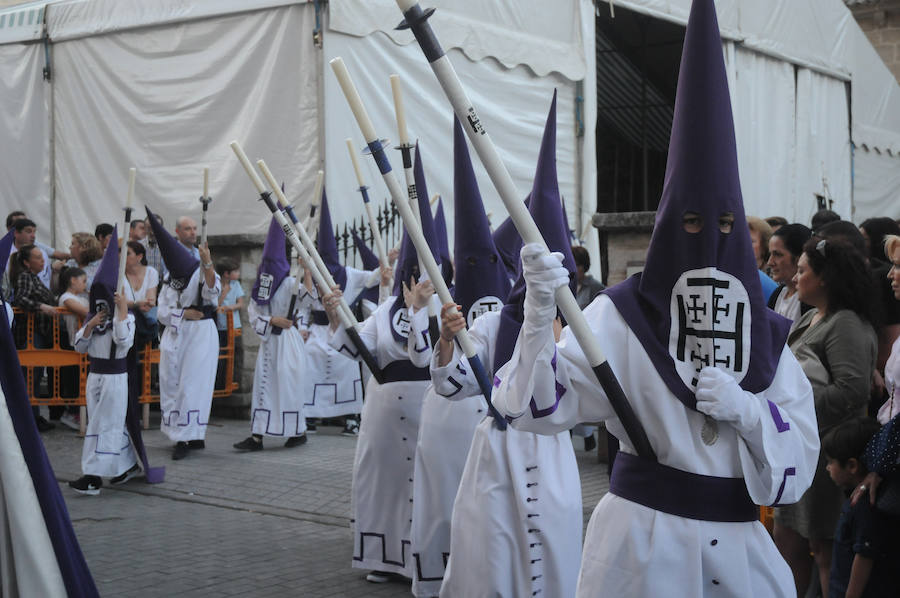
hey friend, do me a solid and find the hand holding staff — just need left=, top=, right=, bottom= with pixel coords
left=393, top=0, right=653, bottom=458
left=330, top=57, right=506, bottom=429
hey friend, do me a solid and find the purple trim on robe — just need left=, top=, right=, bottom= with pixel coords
left=770, top=467, right=796, bottom=507
left=767, top=400, right=790, bottom=433
left=527, top=350, right=567, bottom=418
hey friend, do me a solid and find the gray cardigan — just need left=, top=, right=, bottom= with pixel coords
left=787, top=308, right=877, bottom=433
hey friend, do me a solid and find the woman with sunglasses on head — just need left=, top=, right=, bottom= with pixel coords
left=774, top=237, right=878, bottom=597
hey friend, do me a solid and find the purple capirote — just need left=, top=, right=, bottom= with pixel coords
left=251, top=216, right=290, bottom=306
left=451, top=116, right=510, bottom=324
left=493, top=90, right=575, bottom=375
left=603, top=0, right=790, bottom=409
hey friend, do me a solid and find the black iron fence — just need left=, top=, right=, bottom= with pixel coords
left=330, top=196, right=402, bottom=269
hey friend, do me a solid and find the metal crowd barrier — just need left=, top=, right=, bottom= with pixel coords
left=12, top=307, right=240, bottom=432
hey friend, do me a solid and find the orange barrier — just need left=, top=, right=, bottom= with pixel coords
left=760, top=506, right=775, bottom=533
left=13, top=308, right=240, bottom=411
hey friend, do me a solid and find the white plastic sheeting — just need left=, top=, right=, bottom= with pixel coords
left=0, top=42, right=51, bottom=239
left=50, top=4, right=319, bottom=240
left=615, top=0, right=899, bottom=220
left=329, top=0, right=587, bottom=80
left=45, top=0, right=306, bottom=42
left=323, top=30, right=581, bottom=258
left=727, top=45, right=852, bottom=224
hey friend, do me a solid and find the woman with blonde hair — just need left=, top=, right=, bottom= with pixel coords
left=67, top=232, right=103, bottom=286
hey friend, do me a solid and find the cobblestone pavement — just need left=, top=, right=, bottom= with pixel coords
left=43, top=412, right=609, bottom=597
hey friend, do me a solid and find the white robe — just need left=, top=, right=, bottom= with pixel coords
left=329, top=295, right=433, bottom=578
left=248, top=277, right=312, bottom=437
left=74, top=313, right=138, bottom=478
left=429, top=310, right=582, bottom=598
left=303, top=267, right=378, bottom=418
left=157, top=267, right=221, bottom=442
left=493, top=294, right=820, bottom=598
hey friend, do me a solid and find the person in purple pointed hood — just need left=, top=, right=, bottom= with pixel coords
left=433, top=197, right=453, bottom=287
left=490, top=198, right=528, bottom=281
left=147, top=206, right=221, bottom=461
left=233, top=217, right=314, bottom=451
left=302, top=188, right=380, bottom=435
left=429, top=97, right=583, bottom=598
left=489, top=1, right=819, bottom=596
left=407, top=118, right=514, bottom=598
left=67, top=226, right=139, bottom=495
left=320, top=144, right=440, bottom=584
left=0, top=232, right=101, bottom=597
left=351, top=231, right=386, bottom=315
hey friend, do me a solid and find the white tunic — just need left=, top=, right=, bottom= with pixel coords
left=877, top=335, right=900, bottom=424
left=493, top=295, right=820, bottom=598
left=248, top=277, right=313, bottom=437
left=303, top=267, right=378, bottom=418
left=74, top=313, right=138, bottom=478
left=329, top=295, right=432, bottom=578
left=157, top=267, right=221, bottom=442
left=428, top=310, right=582, bottom=598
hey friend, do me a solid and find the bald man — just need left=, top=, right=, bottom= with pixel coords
left=175, top=216, right=200, bottom=260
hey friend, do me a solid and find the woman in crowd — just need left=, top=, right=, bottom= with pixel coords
left=67, top=232, right=104, bottom=287
left=775, top=238, right=878, bottom=597
left=766, top=223, right=812, bottom=321
left=11, top=244, right=59, bottom=431
left=123, top=241, right=159, bottom=345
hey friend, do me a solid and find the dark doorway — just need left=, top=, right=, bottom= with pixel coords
left=595, top=6, right=685, bottom=213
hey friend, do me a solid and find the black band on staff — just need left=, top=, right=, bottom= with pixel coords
left=592, top=362, right=655, bottom=460
left=397, top=6, right=441, bottom=63
left=366, top=139, right=393, bottom=175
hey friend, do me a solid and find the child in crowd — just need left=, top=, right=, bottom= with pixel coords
left=57, top=267, right=89, bottom=429
left=824, top=416, right=900, bottom=598
left=215, top=257, right=244, bottom=389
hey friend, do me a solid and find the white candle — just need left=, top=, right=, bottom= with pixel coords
left=126, top=168, right=136, bottom=209
left=346, top=138, right=366, bottom=187
left=118, top=168, right=136, bottom=294
left=313, top=170, right=324, bottom=207
left=329, top=58, right=377, bottom=143
left=230, top=141, right=267, bottom=194
left=390, top=74, right=410, bottom=145
left=203, top=167, right=209, bottom=197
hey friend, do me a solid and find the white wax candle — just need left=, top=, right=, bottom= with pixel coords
left=203, top=167, right=209, bottom=197
left=126, top=168, right=136, bottom=208
left=229, top=141, right=267, bottom=193
left=390, top=74, right=410, bottom=145
left=346, top=138, right=366, bottom=187
left=312, top=170, right=324, bottom=209
left=329, top=58, right=377, bottom=143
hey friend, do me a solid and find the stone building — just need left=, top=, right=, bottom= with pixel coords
left=847, top=0, right=900, bottom=83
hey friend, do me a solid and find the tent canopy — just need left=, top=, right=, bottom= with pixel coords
left=0, top=0, right=896, bottom=256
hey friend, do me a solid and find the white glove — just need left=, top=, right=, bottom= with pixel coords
left=521, top=243, right=569, bottom=325
left=695, top=366, right=760, bottom=436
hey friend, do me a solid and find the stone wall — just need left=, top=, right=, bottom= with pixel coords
left=591, top=211, right=655, bottom=286
left=208, top=232, right=266, bottom=416
left=849, top=0, right=900, bottom=83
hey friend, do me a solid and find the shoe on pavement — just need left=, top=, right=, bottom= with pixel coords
left=366, top=571, right=391, bottom=583
left=584, top=434, right=597, bottom=453
left=341, top=420, right=359, bottom=437
left=187, top=439, right=205, bottom=449
left=36, top=416, right=55, bottom=432
left=172, top=441, right=189, bottom=460
left=110, top=464, right=142, bottom=486
left=60, top=413, right=81, bottom=431
left=69, top=475, right=102, bottom=496
left=284, top=434, right=307, bottom=448
left=233, top=437, right=263, bottom=451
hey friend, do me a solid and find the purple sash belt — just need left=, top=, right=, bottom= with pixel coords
left=88, top=357, right=127, bottom=375
left=610, top=452, right=758, bottom=522
left=381, top=360, right=430, bottom=383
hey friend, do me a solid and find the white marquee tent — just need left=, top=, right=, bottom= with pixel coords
left=0, top=0, right=897, bottom=264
